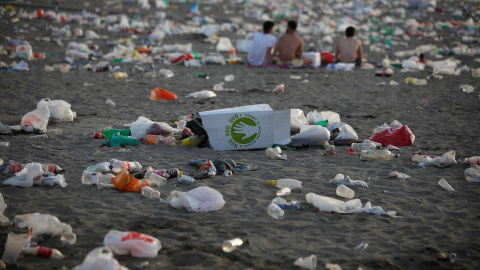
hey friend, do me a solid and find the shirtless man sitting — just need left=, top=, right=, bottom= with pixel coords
left=274, top=20, right=313, bottom=67
left=335, top=26, right=364, bottom=67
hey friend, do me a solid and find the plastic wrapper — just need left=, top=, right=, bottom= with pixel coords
left=418, top=150, right=457, bottom=168
left=266, top=146, right=287, bottom=160
left=103, top=230, right=161, bottom=258
left=370, top=123, right=415, bottom=147
left=13, top=213, right=76, bottom=245
left=168, top=186, right=225, bottom=213
left=3, top=162, right=43, bottom=188
left=111, top=168, right=149, bottom=192
left=216, top=37, right=235, bottom=52
left=0, top=193, right=11, bottom=226
left=306, top=193, right=362, bottom=213
left=306, top=110, right=327, bottom=126
left=290, top=109, right=307, bottom=133
left=43, top=173, right=67, bottom=188
left=361, top=202, right=397, bottom=217
left=291, top=125, right=330, bottom=147
left=186, top=90, right=216, bottom=99
left=21, top=100, right=50, bottom=133
left=147, top=122, right=174, bottom=137
left=389, top=171, right=410, bottom=180
left=102, top=135, right=139, bottom=147
left=328, top=173, right=368, bottom=188
left=73, top=246, right=128, bottom=270
left=42, top=98, right=76, bottom=121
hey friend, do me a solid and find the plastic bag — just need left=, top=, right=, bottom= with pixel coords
left=111, top=168, right=149, bottom=192
left=43, top=173, right=67, bottom=188
left=290, top=109, right=307, bottom=133
left=3, top=163, right=43, bottom=188
left=21, top=100, right=50, bottom=133
left=129, top=116, right=154, bottom=139
left=216, top=37, right=235, bottom=52
left=147, top=122, right=174, bottom=137
left=266, top=146, right=287, bottom=160
left=320, top=111, right=341, bottom=130
left=103, top=230, right=161, bottom=258
left=370, top=124, right=415, bottom=147
left=193, top=160, right=217, bottom=179
left=186, top=90, right=216, bottom=99
left=291, top=125, right=330, bottom=147
left=330, top=123, right=358, bottom=140
left=306, top=110, right=326, bottom=125
left=168, top=186, right=225, bottom=213
left=13, top=213, right=76, bottom=245
left=42, top=98, right=76, bottom=121
left=73, top=246, right=128, bottom=270
left=418, top=150, right=457, bottom=168
left=305, top=193, right=362, bottom=214
left=0, top=194, right=11, bottom=226
left=465, top=165, right=480, bottom=182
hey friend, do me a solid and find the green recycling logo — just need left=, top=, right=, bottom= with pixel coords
left=225, top=114, right=261, bottom=148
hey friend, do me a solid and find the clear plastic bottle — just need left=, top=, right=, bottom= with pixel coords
left=404, top=77, right=427, bottom=85
left=97, top=183, right=117, bottom=192
left=84, top=162, right=111, bottom=173
left=22, top=247, right=67, bottom=260
left=336, top=184, right=355, bottom=199
left=266, top=179, right=302, bottom=189
left=351, top=142, right=381, bottom=151
left=141, top=186, right=161, bottom=199
left=109, top=159, right=142, bottom=173
left=267, top=203, right=284, bottom=220
left=30, top=134, right=48, bottom=139
left=224, top=74, right=234, bottom=82
left=276, top=187, right=291, bottom=196
left=360, top=150, right=399, bottom=161
left=145, top=172, right=167, bottom=187
left=178, top=175, right=195, bottom=184
left=0, top=142, right=10, bottom=147
left=222, top=238, right=247, bottom=253
left=81, top=171, right=115, bottom=185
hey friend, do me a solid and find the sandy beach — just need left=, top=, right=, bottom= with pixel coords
left=0, top=0, right=480, bottom=269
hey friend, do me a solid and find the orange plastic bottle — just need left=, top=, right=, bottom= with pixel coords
left=150, top=88, right=177, bottom=101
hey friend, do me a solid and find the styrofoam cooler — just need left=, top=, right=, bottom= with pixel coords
left=303, top=52, right=320, bottom=67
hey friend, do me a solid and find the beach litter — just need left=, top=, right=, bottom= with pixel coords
left=73, top=246, right=127, bottom=270
left=168, top=186, right=225, bottom=213
left=103, top=230, right=161, bottom=258
left=293, top=254, right=317, bottom=270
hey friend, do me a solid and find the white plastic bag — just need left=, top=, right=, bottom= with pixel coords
left=306, top=110, right=326, bottom=125
left=291, top=125, right=330, bottom=147
left=129, top=116, right=154, bottom=139
left=320, top=111, right=340, bottom=130
left=168, top=186, right=225, bottom=213
left=418, top=150, right=457, bottom=168
left=21, top=100, right=50, bottom=133
left=266, top=146, right=287, bottom=160
left=73, top=246, right=128, bottom=270
left=42, top=98, right=76, bottom=121
left=3, top=163, right=43, bottom=188
left=465, top=165, right=480, bottom=182
left=103, top=230, right=161, bottom=258
left=290, top=109, right=307, bottom=133
left=216, top=37, right=235, bottom=52
left=361, top=202, right=397, bottom=217
left=13, top=213, right=76, bottom=245
left=0, top=194, right=10, bottom=226
left=334, top=123, right=358, bottom=140
left=185, top=90, right=216, bottom=99
left=305, top=193, right=362, bottom=213
left=43, top=173, right=67, bottom=188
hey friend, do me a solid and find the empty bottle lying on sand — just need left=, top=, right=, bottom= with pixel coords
left=276, top=187, right=291, bottom=196
left=141, top=186, right=161, bottom=199
left=22, top=247, right=67, bottom=260
left=266, top=179, right=302, bottom=189
left=351, top=142, right=381, bottom=151
left=267, top=203, right=284, bottom=220
left=81, top=171, right=115, bottom=185
left=222, top=238, right=248, bottom=253
left=360, top=150, right=399, bottom=161
left=177, top=175, right=195, bottom=184
left=336, top=184, right=355, bottom=199
left=148, top=168, right=181, bottom=179
left=0, top=161, right=64, bottom=175
left=438, top=179, right=454, bottom=192
left=109, top=159, right=142, bottom=173
left=404, top=77, right=427, bottom=85
left=272, top=197, right=300, bottom=210
left=85, top=162, right=111, bottom=173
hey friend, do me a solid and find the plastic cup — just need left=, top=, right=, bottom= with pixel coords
left=336, top=184, right=355, bottom=199
left=3, top=233, right=27, bottom=264
left=293, top=254, right=317, bottom=270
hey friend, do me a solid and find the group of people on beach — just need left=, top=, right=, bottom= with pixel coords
left=247, top=20, right=364, bottom=68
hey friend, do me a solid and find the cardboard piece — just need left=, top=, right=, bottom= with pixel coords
left=199, top=104, right=291, bottom=151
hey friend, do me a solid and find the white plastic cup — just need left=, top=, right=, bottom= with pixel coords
left=336, top=184, right=355, bottom=199
left=438, top=179, right=454, bottom=192
left=293, top=254, right=317, bottom=270
left=2, top=233, right=27, bottom=264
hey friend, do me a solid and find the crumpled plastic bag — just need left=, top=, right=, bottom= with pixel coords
left=13, top=213, right=76, bottom=245
left=266, top=146, right=287, bottom=160
left=102, top=135, right=140, bottom=147
left=328, top=173, right=368, bottom=188
left=193, top=160, right=217, bottom=179
left=73, top=246, right=128, bottom=270
left=42, top=98, right=76, bottom=122
left=21, top=100, right=50, bottom=133
left=168, top=186, right=225, bottom=213
left=129, top=116, right=154, bottom=139
left=111, top=168, right=149, bottom=192
left=0, top=193, right=11, bottom=226
left=418, top=150, right=457, bottom=168
left=361, top=202, right=398, bottom=217
left=43, top=172, right=67, bottom=188
left=320, top=111, right=340, bottom=130
left=147, top=122, right=174, bottom=137
left=305, top=193, right=362, bottom=213
left=465, top=165, right=480, bottom=182
left=103, top=230, right=161, bottom=258
left=186, top=90, right=216, bottom=99
left=306, top=110, right=327, bottom=126
left=291, top=125, right=330, bottom=147
left=370, top=121, right=415, bottom=147
left=3, top=163, right=43, bottom=188
left=329, top=122, right=358, bottom=140
left=216, top=37, right=235, bottom=52
left=290, top=109, right=307, bottom=133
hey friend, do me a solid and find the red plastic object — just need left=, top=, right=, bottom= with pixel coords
left=370, top=125, right=415, bottom=147
left=37, top=9, right=44, bottom=19
left=150, top=88, right=177, bottom=101
left=345, top=148, right=357, bottom=155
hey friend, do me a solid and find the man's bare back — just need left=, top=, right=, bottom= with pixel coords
left=276, top=33, right=303, bottom=62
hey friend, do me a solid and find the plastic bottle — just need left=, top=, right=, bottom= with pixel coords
left=109, top=159, right=142, bottom=173
left=178, top=175, right=195, bottom=184
left=22, top=247, right=67, bottom=260
left=336, top=184, right=355, bottom=199
left=266, top=179, right=302, bottom=189
left=145, top=172, right=167, bottom=187
left=276, top=187, right=291, bottom=196
left=30, top=134, right=48, bottom=139
left=267, top=203, right=284, bottom=220
left=85, top=162, right=111, bottom=173
left=0, top=125, right=12, bottom=134
left=97, top=183, right=117, bottom=192
left=438, top=179, right=454, bottom=192
left=81, top=171, right=115, bottom=185
left=182, top=135, right=204, bottom=146
left=360, top=150, right=399, bottom=161
left=141, top=186, right=161, bottom=199
left=149, top=168, right=181, bottom=179
left=404, top=77, right=427, bottom=85
left=224, top=74, right=234, bottom=82
left=351, top=142, right=381, bottom=151
left=113, top=72, right=128, bottom=79
left=222, top=238, right=248, bottom=253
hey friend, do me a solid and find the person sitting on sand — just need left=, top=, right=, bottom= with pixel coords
left=247, top=21, right=276, bottom=67
left=274, top=20, right=313, bottom=67
left=335, top=26, right=364, bottom=67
